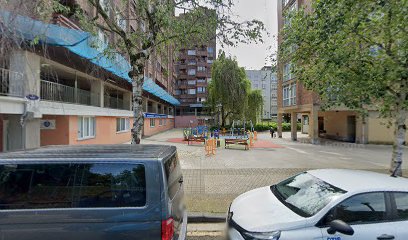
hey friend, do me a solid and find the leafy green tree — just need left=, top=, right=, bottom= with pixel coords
left=207, top=52, right=251, bottom=126
left=72, top=0, right=265, bottom=144
left=280, top=0, right=408, bottom=175
left=246, top=90, right=263, bottom=124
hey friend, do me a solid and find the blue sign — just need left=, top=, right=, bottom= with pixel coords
left=26, top=94, right=39, bottom=100
left=144, top=113, right=167, bottom=119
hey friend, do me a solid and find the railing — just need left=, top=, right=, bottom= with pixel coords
left=40, top=80, right=100, bottom=107
left=104, top=95, right=125, bottom=110
left=0, top=68, right=24, bottom=97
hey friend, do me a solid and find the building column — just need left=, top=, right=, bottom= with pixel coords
left=277, top=113, right=283, bottom=138
left=309, top=106, right=319, bottom=144
left=356, top=114, right=368, bottom=144
left=9, top=50, right=41, bottom=150
left=194, top=108, right=198, bottom=117
left=291, top=112, right=297, bottom=141
left=91, top=80, right=104, bottom=107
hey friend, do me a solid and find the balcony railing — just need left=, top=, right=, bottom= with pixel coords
left=0, top=68, right=24, bottom=97
left=104, top=95, right=126, bottom=110
left=40, top=80, right=100, bottom=107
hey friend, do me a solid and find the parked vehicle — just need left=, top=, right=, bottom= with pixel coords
left=0, top=145, right=187, bottom=240
left=227, top=169, right=408, bottom=240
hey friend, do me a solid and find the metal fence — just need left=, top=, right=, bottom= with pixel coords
left=0, top=68, right=24, bottom=97
left=40, top=80, right=100, bottom=107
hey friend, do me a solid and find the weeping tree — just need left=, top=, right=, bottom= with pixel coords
left=65, top=0, right=265, bottom=144
left=207, top=52, right=251, bottom=126
left=246, top=90, right=263, bottom=124
left=280, top=0, right=408, bottom=175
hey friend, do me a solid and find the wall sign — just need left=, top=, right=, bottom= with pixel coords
left=40, top=120, right=56, bottom=130
left=143, top=113, right=167, bottom=119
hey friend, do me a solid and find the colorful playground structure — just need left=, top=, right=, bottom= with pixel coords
left=183, top=120, right=258, bottom=154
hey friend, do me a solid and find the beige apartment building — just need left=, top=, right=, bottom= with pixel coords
left=277, top=0, right=408, bottom=145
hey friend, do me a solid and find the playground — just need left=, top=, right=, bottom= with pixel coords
left=167, top=120, right=283, bottom=155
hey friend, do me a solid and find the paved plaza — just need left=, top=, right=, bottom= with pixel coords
left=143, top=129, right=408, bottom=214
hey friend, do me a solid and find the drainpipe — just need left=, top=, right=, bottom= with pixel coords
left=74, top=71, right=78, bottom=103
left=20, top=101, right=28, bottom=150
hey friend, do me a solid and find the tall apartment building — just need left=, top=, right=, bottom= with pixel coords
left=0, top=0, right=179, bottom=152
left=277, top=0, right=408, bottom=144
left=246, top=66, right=278, bottom=120
left=174, top=42, right=216, bottom=128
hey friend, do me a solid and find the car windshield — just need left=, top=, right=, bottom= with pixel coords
left=271, top=172, right=346, bottom=217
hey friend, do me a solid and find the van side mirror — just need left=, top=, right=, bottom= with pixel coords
left=327, top=220, right=354, bottom=236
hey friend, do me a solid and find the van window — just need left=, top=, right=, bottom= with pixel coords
left=76, top=163, right=146, bottom=208
left=164, top=154, right=182, bottom=200
left=0, top=163, right=146, bottom=210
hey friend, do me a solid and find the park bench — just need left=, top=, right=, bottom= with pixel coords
left=225, top=138, right=249, bottom=150
left=188, top=136, right=206, bottom=145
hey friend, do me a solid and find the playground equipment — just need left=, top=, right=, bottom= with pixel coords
left=230, top=120, right=254, bottom=138
left=205, top=138, right=217, bottom=156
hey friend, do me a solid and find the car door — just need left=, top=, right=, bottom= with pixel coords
left=388, top=192, right=408, bottom=239
left=320, top=192, right=395, bottom=240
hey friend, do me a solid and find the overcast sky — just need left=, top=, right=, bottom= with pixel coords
left=219, top=0, right=278, bottom=70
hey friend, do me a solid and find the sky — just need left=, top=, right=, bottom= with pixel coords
left=219, top=0, right=278, bottom=70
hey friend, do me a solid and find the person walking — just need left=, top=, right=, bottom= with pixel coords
left=270, top=127, right=275, bottom=138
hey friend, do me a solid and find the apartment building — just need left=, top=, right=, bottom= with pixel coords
left=277, top=0, right=408, bottom=144
left=174, top=41, right=216, bottom=128
left=0, top=1, right=179, bottom=152
left=246, top=66, right=278, bottom=120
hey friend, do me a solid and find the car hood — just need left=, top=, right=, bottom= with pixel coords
left=230, top=186, right=308, bottom=232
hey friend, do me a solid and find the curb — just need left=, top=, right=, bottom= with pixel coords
left=188, top=212, right=226, bottom=223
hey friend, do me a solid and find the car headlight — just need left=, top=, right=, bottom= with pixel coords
left=242, top=230, right=281, bottom=240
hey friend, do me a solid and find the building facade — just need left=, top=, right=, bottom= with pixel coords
left=0, top=0, right=179, bottom=152
left=246, top=66, right=278, bottom=120
left=277, top=0, right=408, bottom=145
left=174, top=42, right=216, bottom=128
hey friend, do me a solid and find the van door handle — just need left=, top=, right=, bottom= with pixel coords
left=377, top=234, right=395, bottom=240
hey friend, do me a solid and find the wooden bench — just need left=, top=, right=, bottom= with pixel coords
left=187, top=136, right=206, bottom=145
left=225, top=139, right=249, bottom=150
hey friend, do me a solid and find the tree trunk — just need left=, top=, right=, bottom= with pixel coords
left=221, top=105, right=226, bottom=127
left=131, top=63, right=145, bottom=144
left=390, top=109, right=407, bottom=176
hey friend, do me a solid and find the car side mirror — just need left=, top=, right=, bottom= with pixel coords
left=327, top=220, right=354, bottom=236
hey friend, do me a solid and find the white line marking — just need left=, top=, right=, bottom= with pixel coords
left=319, top=151, right=343, bottom=156
left=287, top=147, right=309, bottom=154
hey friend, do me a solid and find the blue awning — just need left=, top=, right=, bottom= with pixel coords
left=0, top=10, right=180, bottom=106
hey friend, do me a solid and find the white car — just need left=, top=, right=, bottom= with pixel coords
left=227, top=169, right=408, bottom=240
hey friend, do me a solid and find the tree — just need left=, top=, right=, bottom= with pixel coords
left=246, top=90, right=263, bottom=124
left=207, top=53, right=250, bottom=126
left=66, top=0, right=265, bottom=144
left=280, top=0, right=408, bottom=175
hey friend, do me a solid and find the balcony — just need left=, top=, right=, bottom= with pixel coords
left=0, top=68, right=24, bottom=97
left=41, top=80, right=100, bottom=107
left=104, top=95, right=125, bottom=110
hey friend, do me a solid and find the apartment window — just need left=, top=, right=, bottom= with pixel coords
left=187, top=50, right=196, bottom=56
left=175, top=90, right=181, bottom=95
left=207, top=59, right=214, bottom=64
left=100, top=0, right=110, bottom=12
left=159, top=119, right=163, bottom=126
left=207, top=78, right=212, bottom=83
left=188, top=80, right=196, bottom=85
left=253, top=84, right=258, bottom=88
left=116, top=118, right=130, bottom=132
left=283, top=63, right=294, bottom=81
left=197, top=79, right=206, bottom=83
left=197, top=66, right=206, bottom=72
left=150, top=118, right=155, bottom=128
left=97, top=29, right=109, bottom=50
left=262, top=84, right=266, bottom=89
left=188, top=69, right=196, bottom=76
left=207, top=47, right=214, bottom=54
left=188, top=60, right=196, bottom=65
left=283, top=83, right=297, bottom=107
left=197, top=97, right=206, bottom=102
left=78, top=116, right=96, bottom=139
left=116, top=11, right=127, bottom=31
left=188, top=89, right=196, bottom=95
left=197, top=87, right=206, bottom=93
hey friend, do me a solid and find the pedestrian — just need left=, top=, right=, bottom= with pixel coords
left=270, top=127, right=275, bottom=138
